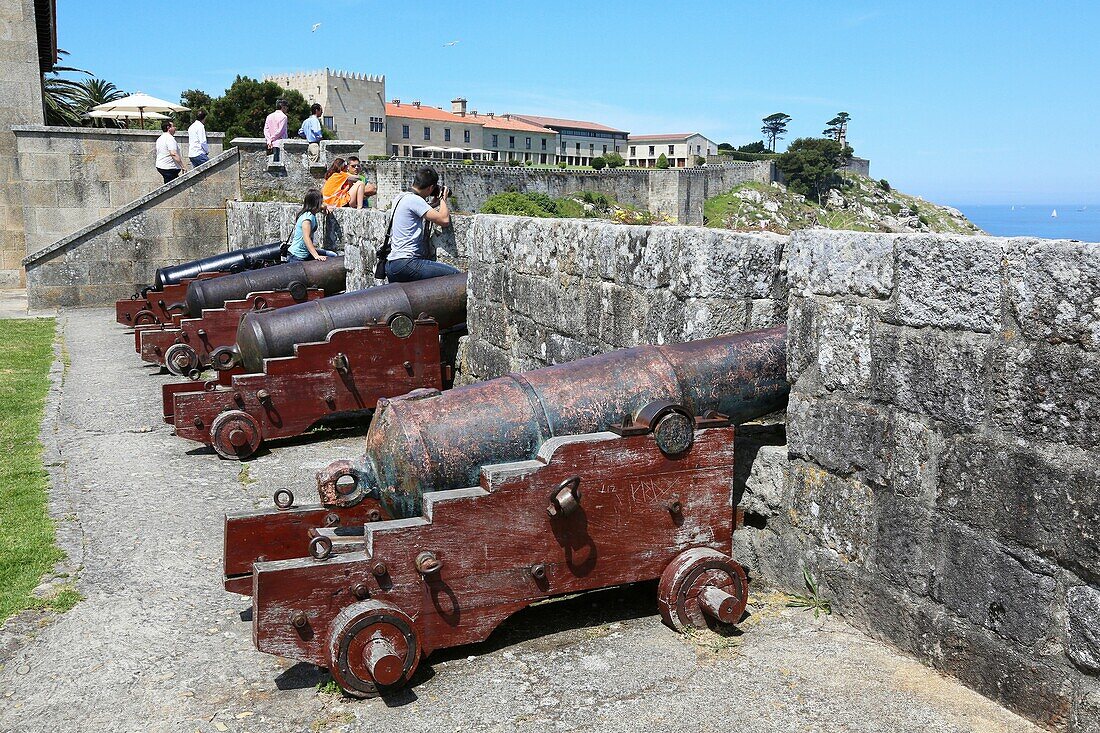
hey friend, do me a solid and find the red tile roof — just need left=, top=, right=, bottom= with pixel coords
left=628, top=133, right=702, bottom=142
left=385, top=103, right=481, bottom=124
left=508, top=114, right=628, bottom=134
left=472, top=114, right=554, bottom=133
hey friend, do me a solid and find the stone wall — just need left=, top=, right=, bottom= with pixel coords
left=234, top=146, right=770, bottom=226
left=23, top=149, right=240, bottom=308
left=14, top=125, right=225, bottom=256
left=0, top=0, right=45, bottom=287
left=458, top=215, right=788, bottom=382
left=752, top=231, right=1098, bottom=732
left=226, top=199, right=467, bottom=294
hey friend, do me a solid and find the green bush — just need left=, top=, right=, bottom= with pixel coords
left=591, top=156, right=607, bottom=170
left=775, top=137, right=852, bottom=203
left=557, top=161, right=568, bottom=169
left=462, top=158, right=474, bottom=165
left=480, top=191, right=555, bottom=217
left=368, top=155, right=388, bottom=161
left=716, top=150, right=778, bottom=162
left=579, top=190, right=611, bottom=206
left=887, top=202, right=902, bottom=215
left=737, top=140, right=768, bottom=154
left=878, top=178, right=891, bottom=191
left=524, top=159, right=533, bottom=166
left=604, top=152, right=625, bottom=168
left=908, top=203, right=920, bottom=216
left=656, top=153, right=670, bottom=170
left=694, top=155, right=706, bottom=166
left=507, top=158, right=520, bottom=166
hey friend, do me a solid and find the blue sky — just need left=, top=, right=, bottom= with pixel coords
left=58, top=0, right=1098, bottom=205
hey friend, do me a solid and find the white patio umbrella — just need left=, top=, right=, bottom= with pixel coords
left=92, top=92, right=188, bottom=127
left=85, top=109, right=168, bottom=123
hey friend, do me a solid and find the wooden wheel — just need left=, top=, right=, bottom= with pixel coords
left=164, top=343, right=200, bottom=377
left=209, top=409, right=262, bottom=460
left=328, top=601, right=421, bottom=698
left=134, top=309, right=158, bottom=326
left=658, top=547, right=748, bottom=632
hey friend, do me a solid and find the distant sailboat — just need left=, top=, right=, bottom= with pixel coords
left=1011, top=205, right=1016, bottom=211
left=1051, top=209, right=1058, bottom=218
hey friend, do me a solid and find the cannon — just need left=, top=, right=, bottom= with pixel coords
left=165, top=273, right=468, bottom=459
left=137, top=258, right=348, bottom=376
left=115, top=242, right=284, bottom=327
left=223, top=327, right=787, bottom=696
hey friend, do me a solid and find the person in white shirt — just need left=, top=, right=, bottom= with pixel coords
left=187, top=110, right=209, bottom=167
left=155, top=120, right=184, bottom=184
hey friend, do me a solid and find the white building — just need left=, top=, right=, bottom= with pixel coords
left=626, top=133, right=717, bottom=168
left=508, top=114, right=628, bottom=167
left=265, top=69, right=387, bottom=157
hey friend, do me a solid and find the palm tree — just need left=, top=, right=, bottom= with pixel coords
left=41, top=50, right=91, bottom=126
left=75, top=78, right=127, bottom=127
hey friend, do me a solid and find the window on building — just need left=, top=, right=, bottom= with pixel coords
left=444, top=128, right=451, bottom=142
left=391, top=144, right=398, bottom=156
left=402, top=125, right=409, bottom=139
left=370, top=116, right=384, bottom=133
left=649, top=145, right=655, bottom=155
left=323, top=116, right=335, bottom=131
left=509, top=136, right=515, bottom=149
left=602, top=145, right=607, bottom=154
left=668, top=145, right=675, bottom=154
left=630, top=146, right=636, bottom=156
left=424, top=126, right=431, bottom=141
left=541, top=139, right=546, bottom=150
left=589, top=144, right=594, bottom=153
left=695, top=145, right=701, bottom=153
left=403, top=145, right=410, bottom=156
left=464, top=130, right=471, bottom=143
left=492, top=134, right=498, bottom=147
left=575, top=142, right=580, bottom=153
left=526, top=137, right=531, bottom=149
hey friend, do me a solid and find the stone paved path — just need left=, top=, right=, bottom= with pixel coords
left=0, top=308, right=1043, bottom=733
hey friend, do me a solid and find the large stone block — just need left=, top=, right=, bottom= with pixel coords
left=786, top=295, right=817, bottom=386
left=16, top=152, right=70, bottom=181
left=27, top=284, right=79, bottom=309
left=870, top=326, right=991, bottom=431
left=786, top=460, right=875, bottom=563
left=56, top=178, right=111, bottom=209
left=991, top=341, right=1100, bottom=451
left=818, top=299, right=877, bottom=396
left=1067, top=585, right=1100, bottom=674
left=891, top=235, right=1004, bottom=332
left=787, top=229, right=895, bottom=299
left=171, top=208, right=227, bottom=243
left=937, top=435, right=1100, bottom=585
left=930, top=519, right=1056, bottom=646
left=1007, top=239, right=1100, bottom=352
left=681, top=297, right=748, bottom=340
left=931, top=612, right=1074, bottom=730
left=787, top=394, right=890, bottom=485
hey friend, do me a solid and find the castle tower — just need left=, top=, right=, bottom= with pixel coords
left=264, top=69, right=387, bottom=157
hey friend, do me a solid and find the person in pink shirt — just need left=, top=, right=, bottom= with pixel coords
left=263, top=98, right=289, bottom=162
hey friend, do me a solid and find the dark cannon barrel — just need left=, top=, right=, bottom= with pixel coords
left=153, top=242, right=284, bottom=290
left=184, top=257, right=348, bottom=317
left=325, top=327, right=789, bottom=518
left=235, top=272, right=467, bottom=373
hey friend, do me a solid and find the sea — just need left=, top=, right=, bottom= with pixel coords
left=955, top=204, right=1100, bottom=243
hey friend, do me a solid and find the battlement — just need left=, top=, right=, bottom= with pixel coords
left=265, top=68, right=385, bottom=84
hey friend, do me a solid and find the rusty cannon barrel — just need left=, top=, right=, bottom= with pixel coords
left=234, top=272, right=467, bottom=373
left=152, top=242, right=284, bottom=291
left=184, top=256, right=347, bottom=317
left=320, top=326, right=788, bottom=518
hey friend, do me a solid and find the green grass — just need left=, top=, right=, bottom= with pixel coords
left=0, top=318, right=67, bottom=622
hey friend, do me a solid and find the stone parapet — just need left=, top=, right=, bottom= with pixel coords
left=24, top=149, right=241, bottom=308
left=778, top=231, right=1100, bottom=732
left=13, top=125, right=227, bottom=256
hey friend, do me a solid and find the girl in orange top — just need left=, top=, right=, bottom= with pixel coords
left=321, top=157, right=375, bottom=209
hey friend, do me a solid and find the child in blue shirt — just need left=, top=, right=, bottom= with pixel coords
left=287, top=189, right=337, bottom=261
